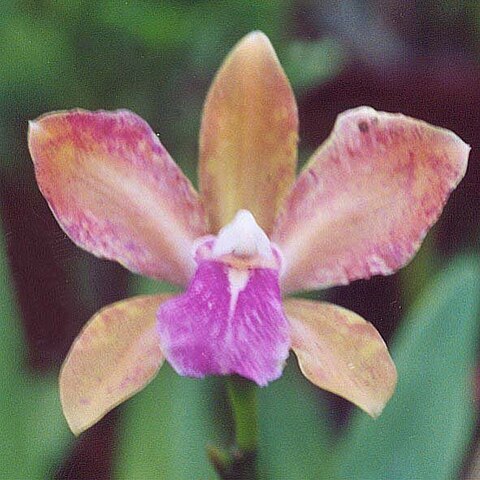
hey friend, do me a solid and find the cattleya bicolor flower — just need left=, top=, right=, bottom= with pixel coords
left=28, top=32, right=469, bottom=435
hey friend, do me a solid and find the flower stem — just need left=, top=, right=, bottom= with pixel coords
left=208, top=376, right=258, bottom=479
left=227, top=376, right=258, bottom=452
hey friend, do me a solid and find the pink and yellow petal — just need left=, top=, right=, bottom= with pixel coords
left=28, top=109, right=208, bottom=286
left=273, top=107, right=470, bottom=293
left=284, top=298, right=397, bottom=417
left=199, top=31, right=298, bottom=234
left=60, top=294, right=173, bottom=435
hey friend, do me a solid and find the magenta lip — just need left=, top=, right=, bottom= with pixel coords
left=156, top=255, right=290, bottom=386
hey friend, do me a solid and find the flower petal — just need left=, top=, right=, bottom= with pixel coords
left=199, top=31, right=298, bottom=234
left=60, top=294, right=172, bottom=435
left=28, top=109, right=208, bottom=286
left=273, top=107, right=470, bottom=293
left=157, top=254, right=290, bottom=386
left=284, top=298, right=396, bottom=417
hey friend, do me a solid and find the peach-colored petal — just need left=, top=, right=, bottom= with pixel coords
left=29, top=109, right=208, bottom=286
left=284, top=298, right=397, bottom=417
left=273, top=107, right=470, bottom=293
left=60, top=294, right=172, bottom=435
left=199, top=31, right=298, bottom=234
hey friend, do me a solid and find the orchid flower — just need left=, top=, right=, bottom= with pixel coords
left=28, top=32, right=469, bottom=436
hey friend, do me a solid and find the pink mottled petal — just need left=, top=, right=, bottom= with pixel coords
left=284, top=298, right=397, bottom=417
left=28, top=109, right=208, bottom=286
left=273, top=107, right=470, bottom=293
left=60, top=294, right=172, bottom=435
left=199, top=31, right=298, bottom=234
left=157, top=255, right=290, bottom=386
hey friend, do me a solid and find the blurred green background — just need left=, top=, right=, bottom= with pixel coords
left=2, top=1, right=480, bottom=478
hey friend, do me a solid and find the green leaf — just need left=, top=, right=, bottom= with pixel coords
left=129, top=275, right=180, bottom=296
left=0, top=220, right=70, bottom=479
left=97, top=0, right=194, bottom=49
left=258, top=362, right=336, bottom=479
left=281, top=38, right=346, bottom=92
left=337, top=255, right=480, bottom=480
left=0, top=14, right=71, bottom=96
left=115, top=365, right=219, bottom=479
left=97, top=0, right=289, bottom=54
left=0, top=222, right=30, bottom=478
left=26, top=376, right=72, bottom=478
left=399, top=226, right=439, bottom=309
left=114, top=277, right=218, bottom=479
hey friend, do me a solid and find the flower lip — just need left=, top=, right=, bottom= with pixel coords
left=157, top=244, right=290, bottom=386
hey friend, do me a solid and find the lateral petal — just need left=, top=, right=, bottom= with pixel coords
left=284, top=298, right=396, bottom=417
left=199, top=31, right=298, bottom=234
left=273, top=107, right=470, bottom=293
left=29, top=109, right=208, bottom=286
left=60, top=294, right=172, bottom=435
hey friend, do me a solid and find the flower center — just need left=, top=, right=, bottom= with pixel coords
left=213, top=210, right=272, bottom=259
left=194, top=210, right=282, bottom=270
